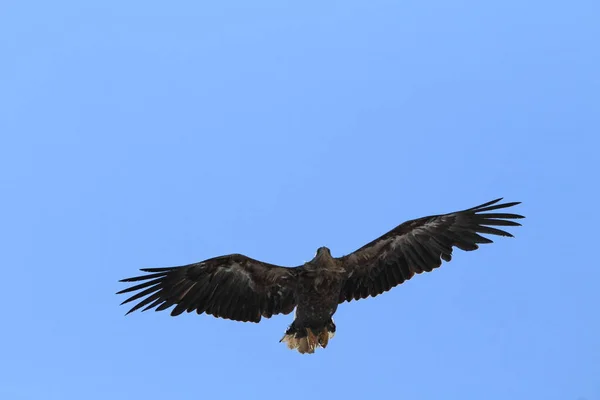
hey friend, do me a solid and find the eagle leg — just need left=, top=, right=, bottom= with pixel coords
left=318, top=329, right=329, bottom=348
left=305, top=328, right=318, bottom=354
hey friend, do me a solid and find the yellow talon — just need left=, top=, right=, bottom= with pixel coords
left=318, top=329, right=330, bottom=348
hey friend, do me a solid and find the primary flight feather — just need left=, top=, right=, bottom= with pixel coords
left=118, top=198, right=524, bottom=354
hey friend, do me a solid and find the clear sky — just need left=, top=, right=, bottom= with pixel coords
left=1, top=1, right=599, bottom=399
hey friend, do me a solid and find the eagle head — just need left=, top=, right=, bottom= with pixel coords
left=315, top=247, right=331, bottom=258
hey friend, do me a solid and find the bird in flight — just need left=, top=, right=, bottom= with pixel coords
left=118, top=198, right=524, bottom=354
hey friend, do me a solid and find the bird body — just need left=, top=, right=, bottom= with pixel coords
left=118, top=198, right=524, bottom=354
left=281, top=248, right=344, bottom=353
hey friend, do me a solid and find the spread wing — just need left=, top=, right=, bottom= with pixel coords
left=338, top=198, right=524, bottom=303
left=118, top=254, right=301, bottom=323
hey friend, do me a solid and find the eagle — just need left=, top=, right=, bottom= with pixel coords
left=118, top=198, right=524, bottom=354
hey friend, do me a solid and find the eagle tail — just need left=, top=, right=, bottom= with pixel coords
left=279, top=319, right=336, bottom=354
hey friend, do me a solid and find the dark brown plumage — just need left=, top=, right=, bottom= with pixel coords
left=118, top=198, right=524, bottom=354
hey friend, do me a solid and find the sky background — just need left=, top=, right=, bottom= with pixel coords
left=1, top=1, right=599, bottom=399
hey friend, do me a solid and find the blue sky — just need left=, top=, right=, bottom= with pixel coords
left=1, top=1, right=599, bottom=399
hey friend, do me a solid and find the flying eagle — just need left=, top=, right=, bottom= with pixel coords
left=118, top=198, right=524, bottom=354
